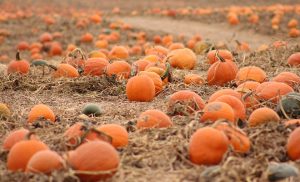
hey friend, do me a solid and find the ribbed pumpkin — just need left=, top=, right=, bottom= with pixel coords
left=248, top=107, right=280, bottom=127
left=126, top=75, right=155, bottom=102
left=7, top=52, right=30, bottom=75
left=83, top=58, right=109, bottom=76
left=96, top=124, right=129, bottom=148
left=189, top=127, right=229, bottom=165
left=26, top=150, right=64, bottom=174
left=255, top=81, right=294, bottom=103
left=167, top=90, right=205, bottom=115
left=27, top=104, right=55, bottom=123
left=167, top=48, right=197, bottom=70
left=109, top=46, right=129, bottom=60
left=106, top=61, right=131, bottom=79
left=7, top=139, right=49, bottom=171
left=236, top=66, right=266, bottom=84
left=67, top=141, right=119, bottom=181
left=2, top=128, right=37, bottom=151
left=207, top=56, right=238, bottom=86
left=215, top=95, right=246, bottom=121
left=207, top=49, right=233, bottom=64
left=208, top=89, right=241, bottom=103
left=137, top=109, right=172, bottom=129
left=287, top=127, right=300, bottom=160
left=272, top=72, right=300, bottom=87
left=52, top=64, right=79, bottom=78
left=200, top=101, right=235, bottom=123
left=138, top=71, right=163, bottom=95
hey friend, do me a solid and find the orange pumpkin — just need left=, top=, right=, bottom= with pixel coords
left=137, top=109, right=172, bottom=129
left=184, top=74, right=204, bottom=85
left=83, top=58, right=109, bottom=76
left=39, top=32, right=53, bottom=43
left=80, top=33, right=93, bottom=43
left=145, top=46, right=168, bottom=60
left=126, top=75, right=155, bottom=102
left=289, top=28, right=300, bottom=38
left=207, top=56, right=238, bottom=86
left=106, top=61, right=131, bottom=79
left=96, top=124, right=128, bottom=148
left=17, top=41, right=30, bottom=51
left=88, top=50, right=107, bottom=59
left=255, top=81, right=294, bottom=103
left=7, top=52, right=30, bottom=75
left=287, top=127, right=300, bottom=160
left=49, top=42, right=62, bottom=56
left=236, top=66, right=267, bottom=84
left=285, top=119, right=300, bottom=127
left=168, top=90, right=205, bottom=115
left=189, top=127, right=229, bottom=165
left=215, top=95, right=246, bottom=121
left=109, top=46, right=129, bottom=60
left=287, top=52, right=300, bottom=66
left=272, top=72, right=300, bottom=87
left=132, top=59, right=151, bottom=72
left=26, top=150, right=64, bottom=174
left=167, top=48, right=197, bottom=70
left=214, top=122, right=250, bottom=153
left=52, top=64, right=79, bottom=78
left=7, top=139, right=49, bottom=171
left=2, top=128, right=37, bottom=151
left=67, top=141, right=119, bottom=181
left=288, top=19, right=298, bottom=29
left=248, top=14, right=259, bottom=24
left=207, top=49, right=233, bottom=64
left=168, top=42, right=185, bottom=50
left=138, top=71, right=163, bottom=95
left=208, top=89, right=241, bottom=103
left=200, top=101, right=235, bottom=123
left=28, top=104, right=55, bottom=123
left=227, top=13, right=239, bottom=25
left=95, top=40, right=108, bottom=49
left=248, top=107, right=280, bottom=127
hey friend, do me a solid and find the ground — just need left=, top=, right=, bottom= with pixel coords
left=0, top=0, right=300, bottom=182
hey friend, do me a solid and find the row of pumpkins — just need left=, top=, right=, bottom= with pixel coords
left=2, top=43, right=300, bottom=181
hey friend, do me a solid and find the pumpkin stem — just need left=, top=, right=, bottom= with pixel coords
left=215, top=50, right=226, bottom=62
left=161, top=62, right=171, bottom=81
left=24, top=131, right=35, bottom=140
left=16, top=51, right=21, bottom=61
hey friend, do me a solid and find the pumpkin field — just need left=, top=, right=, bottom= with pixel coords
left=1, top=0, right=300, bottom=181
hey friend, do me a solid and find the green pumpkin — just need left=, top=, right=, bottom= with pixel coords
left=82, top=103, right=102, bottom=117
left=277, top=92, right=300, bottom=119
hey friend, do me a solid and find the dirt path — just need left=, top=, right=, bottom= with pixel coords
left=116, top=16, right=277, bottom=49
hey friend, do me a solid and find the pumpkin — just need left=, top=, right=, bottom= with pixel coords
left=287, top=53, right=300, bottom=67
left=51, top=64, right=79, bottom=78
left=215, top=95, right=246, bottom=121
left=272, top=72, right=300, bottom=87
left=208, top=89, right=241, bottom=103
left=95, top=40, right=108, bottom=49
left=255, top=81, right=294, bottom=103
left=138, top=71, right=163, bottom=95
left=248, top=14, right=259, bottom=24
left=109, top=46, right=129, bottom=60
left=236, top=81, right=260, bottom=92
left=285, top=119, right=300, bottom=127
left=80, top=33, right=93, bottom=43
left=49, top=42, right=62, bottom=56
left=63, top=48, right=86, bottom=69
left=82, top=103, right=102, bottom=117
left=132, top=59, right=150, bottom=72
left=235, top=81, right=260, bottom=108
left=145, top=46, right=169, bottom=60
left=287, top=127, right=300, bottom=160
left=126, top=75, right=155, bottom=102
left=67, top=141, right=119, bottom=181
left=207, top=55, right=238, bottom=86
left=236, top=41, right=250, bottom=52
left=276, top=92, right=300, bottom=119
left=153, top=35, right=162, bottom=44
left=189, top=127, right=229, bottom=165
left=143, top=54, right=161, bottom=63
left=17, top=41, right=30, bottom=51
left=2, top=128, right=37, bottom=151
left=106, top=61, right=131, bottom=79
left=214, top=122, right=250, bottom=153
left=83, top=58, right=109, bottom=76
left=7, top=139, right=49, bottom=171
left=26, top=150, right=64, bottom=174
left=96, top=124, right=129, bottom=148
left=207, top=49, right=233, bottom=64
left=28, top=104, right=55, bottom=123
left=289, top=28, right=300, bottom=38
left=7, top=51, right=30, bottom=75
left=248, top=107, right=280, bottom=127
left=137, top=109, right=172, bottom=129
left=39, top=32, right=53, bottom=43
left=288, top=19, right=298, bottom=29
left=167, top=90, right=205, bottom=115
left=184, top=74, right=204, bottom=85
left=236, top=66, right=266, bottom=84
left=88, top=50, right=107, bottom=59
left=200, top=101, right=235, bottom=123
left=227, top=13, right=239, bottom=25
left=168, top=42, right=185, bottom=50
left=167, top=48, right=196, bottom=70
left=0, top=103, right=11, bottom=119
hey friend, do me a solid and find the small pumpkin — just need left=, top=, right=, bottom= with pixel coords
left=7, top=51, right=30, bottom=75
left=200, top=101, right=235, bottom=123
left=248, top=107, right=280, bottom=127
left=287, top=53, right=300, bottom=67
left=80, top=33, right=93, bottom=43
left=207, top=49, right=233, bottom=64
left=285, top=119, right=300, bottom=127
left=272, top=72, right=300, bottom=87
left=28, top=104, right=55, bottom=123
left=83, top=58, right=109, bottom=76
left=82, top=103, right=102, bottom=117
left=67, top=141, right=119, bottom=181
left=215, top=95, right=246, bottom=121
left=0, top=103, right=11, bottom=119
left=2, top=128, right=37, bottom=151
left=236, top=66, right=266, bottom=84
left=105, top=60, right=131, bottom=79
left=26, top=150, right=64, bottom=174
left=167, top=90, right=205, bottom=115
left=132, top=59, right=151, bottom=72
left=287, top=127, right=300, bottom=161
left=109, top=46, right=129, bottom=60
left=50, top=64, right=79, bottom=78
left=276, top=92, right=300, bottom=119
left=39, top=32, right=53, bottom=43
left=138, top=71, right=163, bottom=95
left=96, top=124, right=129, bottom=148
left=288, top=19, right=298, bottom=29
left=137, top=109, right=172, bottom=129
left=184, top=74, right=204, bottom=85
left=289, top=28, right=300, bottom=38
left=126, top=75, right=155, bottom=102
left=208, top=89, right=241, bottom=103
left=189, top=127, right=229, bottom=165
left=88, top=50, right=107, bottom=59
left=168, top=42, right=185, bottom=51
left=167, top=48, right=197, bottom=70
left=7, top=138, right=49, bottom=171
